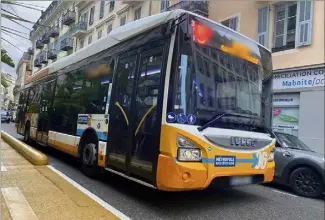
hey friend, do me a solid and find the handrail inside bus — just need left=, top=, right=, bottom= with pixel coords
left=135, top=105, right=157, bottom=136
left=115, top=102, right=129, bottom=126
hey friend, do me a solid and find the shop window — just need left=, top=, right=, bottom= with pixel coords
left=272, top=93, right=300, bottom=137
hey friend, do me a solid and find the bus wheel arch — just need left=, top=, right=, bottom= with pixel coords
left=78, top=128, right=100, bottom=177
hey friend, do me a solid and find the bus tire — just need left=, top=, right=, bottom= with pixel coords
left=80, top=141, right=100, bottom=178
left=23, top=124, right=31, bottom=144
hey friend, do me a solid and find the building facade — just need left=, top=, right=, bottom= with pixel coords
left=209, top=1, right=324, bottom=153
left=28, top=1, right=209, bottom=76
left=1, top=73, right=16, bottom=110
left=14, top=52, right=32, bottom=105
left=1, top=85, right=8, bottom=110
left=29, top=1, right=76, bottom=75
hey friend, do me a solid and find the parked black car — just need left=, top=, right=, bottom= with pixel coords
left=1, top=111, right=10, bottom=123
left=272, top=132, right=324, bottom=198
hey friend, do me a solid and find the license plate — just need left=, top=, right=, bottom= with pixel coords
left=230, top=176, right=252, bottom=186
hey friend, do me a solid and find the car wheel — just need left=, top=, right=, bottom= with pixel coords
left=289, top=167, right=324, bottom=198
left=80, top=142, right=99, bottom=178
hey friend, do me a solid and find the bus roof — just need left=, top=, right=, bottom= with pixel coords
left=33, top=9, right=270, bottom=77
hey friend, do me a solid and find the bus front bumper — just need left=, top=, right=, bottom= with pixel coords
left=156, top=154, right=275, bottom=191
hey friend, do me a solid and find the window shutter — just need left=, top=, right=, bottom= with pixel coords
left=257, top=6, right=269, bottom=47
left=296, top=1, right=313, bottom=46
left=229, top=17, right=237, bottom=31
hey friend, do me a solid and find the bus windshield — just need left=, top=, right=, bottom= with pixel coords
left=167, top=15, right=272, bottom=130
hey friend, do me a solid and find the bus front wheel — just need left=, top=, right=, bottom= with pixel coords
left=80, top=142, right=100, bottom=178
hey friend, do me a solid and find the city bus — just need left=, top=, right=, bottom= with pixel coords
left=16, top=9, right=275, bottom=191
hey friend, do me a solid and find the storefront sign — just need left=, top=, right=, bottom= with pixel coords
left=273, top=67, right=324, bottom=90
left=273, top=93, right=300, bottom=106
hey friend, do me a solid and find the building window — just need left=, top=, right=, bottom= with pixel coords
left=107, top=24, right=113, bottom=34
left=273, top=3, right=297, bottom=52
left=99, top=1, right=105, bottom=19
left=134, top=7, right=141, bottom=21
left=109, top=1, right=115, bottom=12
left=88, top=35, right=92, bottom=44
left=221, top=16, right=238, bottom=31
left=89, top=6, right=95, bottom=25
left=120, top=15, right=126, bottom=26
left=160, top=0, right=170, bottom=12
left=98, top=30, right=102, bottom=39
left=80, top=39, right=84, bottom=49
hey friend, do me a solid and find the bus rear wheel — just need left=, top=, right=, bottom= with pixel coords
left=80, top=142, right=100, bottom=178
left=23, top=126, right=31, bottom=144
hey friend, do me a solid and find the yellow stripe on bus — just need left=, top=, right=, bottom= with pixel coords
left=135, top=105, right=156, bottom=136
left=115, top=102, right=129, bottom=126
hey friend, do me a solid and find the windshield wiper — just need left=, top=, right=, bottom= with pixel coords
left=197, top=112, right=253, bottom=132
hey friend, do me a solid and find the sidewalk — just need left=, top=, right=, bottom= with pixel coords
left=1, top=138, right=119, bottom=220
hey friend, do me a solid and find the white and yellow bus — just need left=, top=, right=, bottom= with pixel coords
left=17, top=9, right=275, bottom=191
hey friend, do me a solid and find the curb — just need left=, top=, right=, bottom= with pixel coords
left=1, top=131, right=48, bottom=165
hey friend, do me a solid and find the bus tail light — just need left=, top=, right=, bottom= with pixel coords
left=176, top=135, right=202, bottom=162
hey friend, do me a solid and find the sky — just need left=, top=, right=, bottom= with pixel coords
left=1, top=1, right=52, bottom=76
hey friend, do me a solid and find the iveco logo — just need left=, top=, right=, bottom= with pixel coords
left=230, top=136, right=257, bottom=147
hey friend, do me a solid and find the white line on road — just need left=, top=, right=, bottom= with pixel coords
left=1, top=162, right=7, bottom=172
left=272, top=189, right=298, bottom=198
left=1, top=187, right=39, bottom=220
left=47, top=165, right=132, bottom=220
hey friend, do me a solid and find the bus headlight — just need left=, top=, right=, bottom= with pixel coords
left=178, top=148, right=202, bottom=161
left=176, top=135, right=202, bottom=162
left=268, top=148, right=275, bottom=162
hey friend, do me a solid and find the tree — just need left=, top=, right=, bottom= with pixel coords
left=1, top=49, right=15, bottom=68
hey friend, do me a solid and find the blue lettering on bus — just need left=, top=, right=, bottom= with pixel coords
left=78, top=115, right=88, bottom=125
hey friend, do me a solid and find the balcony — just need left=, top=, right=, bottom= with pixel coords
left=62, top=10, right=76, bottom=26
left=41, top=32, right=50, bottom=44
left=39, top=52, right=48, bottom=64
left=48, top=26, right=59, bottom=38
left=166, top=1, right=209, bottom=17
left=36, top=40, right=44, bottom=49
left=122, top=1, right=143, bottom=5
left=27, top=48, right=34, bottom=55
left=34, top=58, right=41, bottom=67
left=60, top=37, right=73, bottom=51
left=47, top=49, right=58, bottom=60
left=72, top=21, right=87, bottom=37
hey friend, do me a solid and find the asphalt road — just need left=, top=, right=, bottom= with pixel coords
left=2, top=123, right=324, bottom=220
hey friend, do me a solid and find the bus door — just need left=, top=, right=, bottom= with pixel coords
left=129, top=46, right=165, bottom=181
left=106, top=52, right=138, bottom=172
left=37, top=80, right=56, bottom=144
left=107, top=42, right=166, bottom=182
